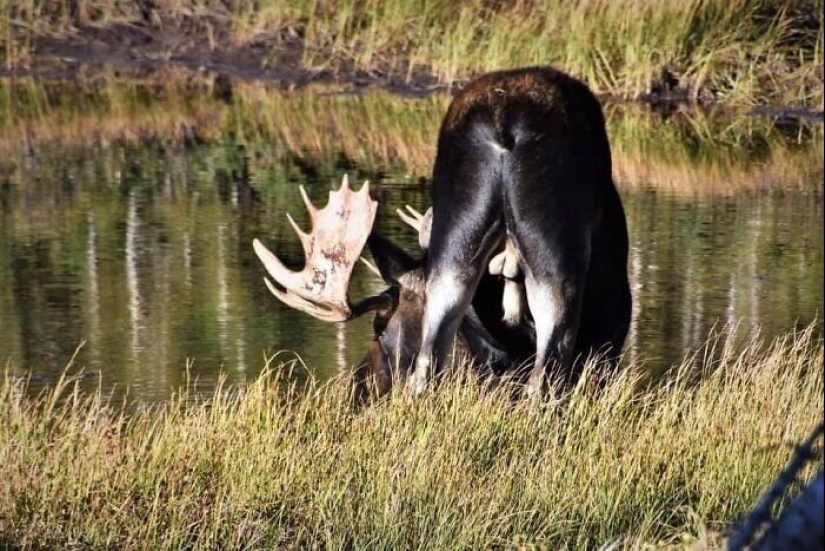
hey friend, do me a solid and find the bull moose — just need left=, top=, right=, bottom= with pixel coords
left=253, top=66, right=631, bottom=400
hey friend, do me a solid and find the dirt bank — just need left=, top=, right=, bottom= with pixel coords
left=2, top=19, right=446, bottom=98
left=3, top=1, right=823, bottom=109
left=2, top=16, right=822, bottom=119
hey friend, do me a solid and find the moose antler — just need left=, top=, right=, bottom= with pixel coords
left=397, top=204, right=433, bottom=251
left=253, top=175, right=379, bottom=322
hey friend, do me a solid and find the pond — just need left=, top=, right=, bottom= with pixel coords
left=0, top=78, right=822, bottom=402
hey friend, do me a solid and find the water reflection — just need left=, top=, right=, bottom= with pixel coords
left=624, top=191, right=822, bottom=372
left=0, top=139, right=821, bottom=402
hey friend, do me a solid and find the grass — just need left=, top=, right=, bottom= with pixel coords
left=0, top=326, right=822, bottom=549
left=1, top=73, right=823, bottom=196
left=1, top=0, right=823, bottom=106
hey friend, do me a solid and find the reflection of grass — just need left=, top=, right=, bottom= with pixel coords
left=608, top=104, right=825, bottom=194
left=1, top=74, right=822, bottom=195
left=2, top=0, right=823, bottom=105
left=0, top=71, right=228, bottom=148
left=1, top=326, right=821, bottom=548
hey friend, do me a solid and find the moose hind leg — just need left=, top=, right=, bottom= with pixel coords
left=410, top=223, right=503, bottom=396
left=522, top=260, right=586, bottom=400
left=408, top=268, right=474, bottom=394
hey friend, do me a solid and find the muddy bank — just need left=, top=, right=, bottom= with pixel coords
left=3, top=20, right=447, bottom=98
left=6, top=28, right=822, bottom=124
left=2, top=17, right=819, bottom=117
left=4, top=1, right=823, bottom=110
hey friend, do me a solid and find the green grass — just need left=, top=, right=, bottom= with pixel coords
left=1, top=0, right=823, bottom=106
left=1, top=326, right=822, bottom=549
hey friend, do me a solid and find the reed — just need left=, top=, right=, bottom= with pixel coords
left=1, top=0, right=822, bottom=106
left=0, top=326, right=822, bottom=549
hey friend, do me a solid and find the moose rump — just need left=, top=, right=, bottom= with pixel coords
left=411, top=67, right=631, bottom=396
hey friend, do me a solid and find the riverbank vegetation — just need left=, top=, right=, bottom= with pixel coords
left=0, top=326, right=822, bottom=549
left=2, top=0, right=823, bottom=106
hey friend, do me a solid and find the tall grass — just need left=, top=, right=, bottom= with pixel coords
left=1, top=327, right=822, bottom=549
left=1, top=0, right=823, bottom=106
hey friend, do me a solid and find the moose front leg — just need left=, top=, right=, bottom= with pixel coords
left=411, top=211, right=504, bottom=396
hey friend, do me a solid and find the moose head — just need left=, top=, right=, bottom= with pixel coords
left=252, top=175, right=511, bottom=400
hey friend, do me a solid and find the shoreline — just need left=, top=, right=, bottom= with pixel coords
left=3, top=1, right=822, bottom=110
left=4, top=20, right=447, bottom=98
left=4, top=44, right=823, bottom=123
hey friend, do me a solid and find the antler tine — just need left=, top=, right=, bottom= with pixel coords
left=252, top=238, right=306, bottom=298
left=331, top=174, right=354, bottom=205
left=285, top=213, right=312, bottom=253
left=360, top=256, right=382, bottom=277
left=299, top=185, right=318, bottom=222
left=397, top=204, right=432, bottom=251
left=405, top=205, right=425, bottom=221
left=262, top=277, right=349, bottom=322
left=397, top=205, right=422, bottom=231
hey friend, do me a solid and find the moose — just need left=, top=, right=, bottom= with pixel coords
left=253, top=66, right=632, bottom=400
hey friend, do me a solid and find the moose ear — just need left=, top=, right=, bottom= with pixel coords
left=367, top=232, right=421, bottom=284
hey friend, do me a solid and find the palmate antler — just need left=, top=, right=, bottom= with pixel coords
left=253, top=175, right=383, bottom=322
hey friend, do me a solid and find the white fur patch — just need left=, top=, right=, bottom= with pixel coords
left=523, top=280, right=561, bottom=367
left=422, top=268, right=466, bottom=333
left=487, top=140, right=510, bottom=154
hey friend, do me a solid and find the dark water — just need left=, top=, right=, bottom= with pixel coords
left=1, top=136, right=822, bottom=402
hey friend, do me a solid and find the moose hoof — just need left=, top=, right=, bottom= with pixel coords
left=524, top=370, right=546, bottom=402
left=407, top=368, right=429, bottom=398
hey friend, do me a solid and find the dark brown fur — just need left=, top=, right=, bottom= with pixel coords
left=353, top=66, right=631, bottom=400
